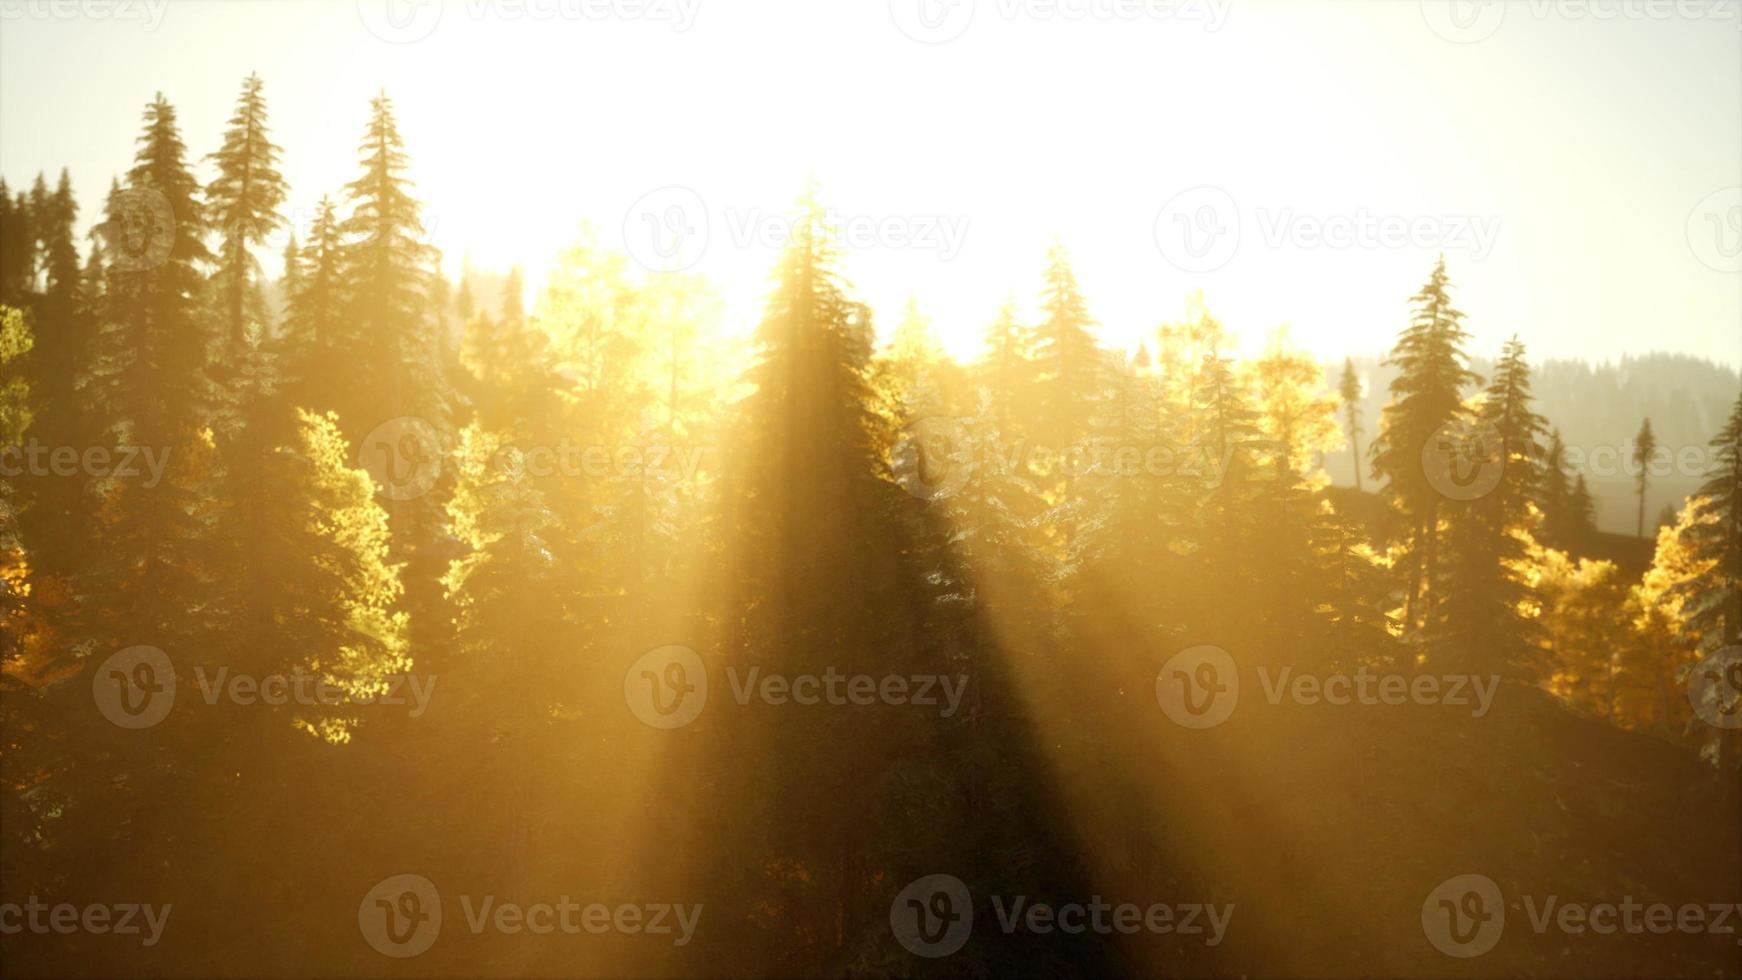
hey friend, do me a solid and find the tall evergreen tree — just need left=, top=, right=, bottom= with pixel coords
left=1675, top=392, right=1742, bottom=652
left=332, top=92, right=447, bottom=441
left=1539, top=427, right=1574, bottom=547
left=206, top=72, right=288, bottom=357
left=1632, top=416, right=1657, bottom=539
left=1338, top=356, right=1363, bottom=492
left=80, top=94, right=215, bottom=660
left=280, top=195, right=343, bottom=394
left=1029, top=242, right=1103, bottom=450
left=1369, top=257, right=1479, bottom=632
left=1431, top=337, right=1546, bottom=678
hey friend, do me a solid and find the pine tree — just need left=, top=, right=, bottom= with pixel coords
left=1675, top=392, right=1742, bottom=652
left=333, top=92, right=447, bottom=442
left=206, top=73, right=288, bottom=357
left=499, top=263, right=525, bottom=325
left=81, top=94, right=215, bottom=660
left=332, top=94, right=455, bottom=673
left=280, top=195, right=343, bottom=395
left=206, top=343, right=411, bottom=742
left=1568, top=473, right=1597, bottom=539
left=707, top=189, right=941, bottom=964
left=89, top=93, right=215, bottom=445
left=1539, top=428, right=1574, bottom=546
left=440, top=422, right=571, bottom=876
left=42, top=171, right=81, bottom=309
left=1247, top=338, right=1344, bottom=645
left=1029, top=242, right=1103, bottom=451
left=0, top=180, right=32, bottom=304
left=1369, top=257, right=1479, bottom=633
left=1632, top=417, right=1657, bottom=539
left=1430, top=337, right=1546, bottom=678
left=1338, top=356, right=1363, bottom=492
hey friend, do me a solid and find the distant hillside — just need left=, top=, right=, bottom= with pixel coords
left=1325, top=353, right=1740, bottom=536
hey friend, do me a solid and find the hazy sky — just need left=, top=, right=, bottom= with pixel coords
left=2, top=0, right=1739, bottom=365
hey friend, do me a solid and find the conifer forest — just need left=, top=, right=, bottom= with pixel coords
left=0, top=2, right=1739, bottom=977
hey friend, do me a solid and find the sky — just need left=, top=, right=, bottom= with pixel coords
left=1, top=0, right=1739, bottom=366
